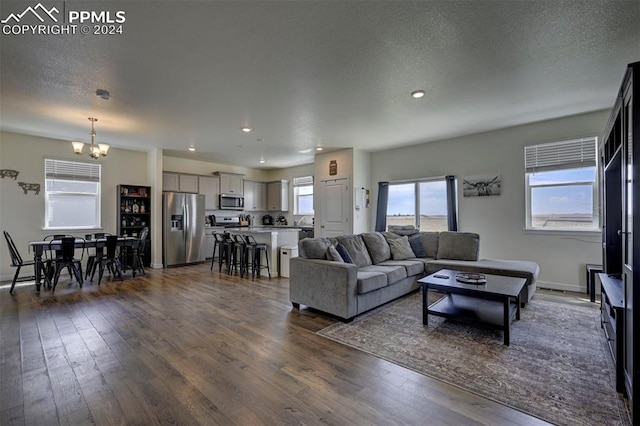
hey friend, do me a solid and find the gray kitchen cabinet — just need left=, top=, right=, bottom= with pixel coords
left=163, top=172, right=199, bottom=193
left=204, top=231, right=215, bottom=259
left=267, top=180, right=289, bottom=211
left=198, top=176, right=219, bottom=210
left=162, top=172, right=179, bottom=192
left=244, top=180, right=267, bottom=211
left=215, top=172, right=243, bottom=195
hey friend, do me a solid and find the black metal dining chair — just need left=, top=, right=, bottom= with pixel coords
left=85, top=233, right=108, bottom=279
left=91, top=236, right=123, bottom=285
left=49, top=237, right=84, bottom=291
left=3, top=230, right=36, bottom=293
left=243, top=234, right=271, bottom=279
left=134, top=227, right=149, bottom=275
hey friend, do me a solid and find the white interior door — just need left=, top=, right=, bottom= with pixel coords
left=318, top=177, right=351, bottom=237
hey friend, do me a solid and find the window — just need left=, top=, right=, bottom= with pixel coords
left=293, top=176, right=314, bottom=215
left=45, top=158, right=101, bottom=230
left=387, top=177, right=453, bottom=232
left=524, top=137, right=598, bottom=231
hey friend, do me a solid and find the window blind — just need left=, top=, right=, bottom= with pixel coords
left=524, top=137, right=597, bottom=172
left=293, top=176, right=313, bottom=186
left=45, top=158, right=101, bottom=182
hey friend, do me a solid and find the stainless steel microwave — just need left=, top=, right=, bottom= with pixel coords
left=219, top=194, right=244, bottom=210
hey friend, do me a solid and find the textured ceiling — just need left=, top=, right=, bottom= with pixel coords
left=1, top=1, right=639, bottom=169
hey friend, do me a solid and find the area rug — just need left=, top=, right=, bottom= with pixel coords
left=317, top=291, right=628, bottom=426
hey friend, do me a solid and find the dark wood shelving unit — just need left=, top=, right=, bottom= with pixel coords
left=117, top=184, right=151, bottom=267
left=600, top=61, right=640, bottom=420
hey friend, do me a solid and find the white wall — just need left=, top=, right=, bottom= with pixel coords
left=268, top=163, right=315, bottom=224
left=369, top=110, right=609, bottom=292
left=0, top=131, right=150, bottom=280
left=352, top=149, right=371, bottom=234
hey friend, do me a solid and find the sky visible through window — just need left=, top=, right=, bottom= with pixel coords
left=529, top=167, right=595, bottom=215
left=388, top=182, right=447, bottom=215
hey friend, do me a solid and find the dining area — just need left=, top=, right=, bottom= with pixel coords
left=4, top=229, right=148, bottom=293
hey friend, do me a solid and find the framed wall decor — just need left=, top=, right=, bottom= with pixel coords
left=462, top=174, right=501, bottom=197
left=329, top=160, right=337, bottom=176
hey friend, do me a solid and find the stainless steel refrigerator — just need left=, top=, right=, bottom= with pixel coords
left=163, top=192, right=206, bottom=266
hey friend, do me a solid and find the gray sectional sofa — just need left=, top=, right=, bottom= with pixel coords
left=289, top=231, right=539, bottom=321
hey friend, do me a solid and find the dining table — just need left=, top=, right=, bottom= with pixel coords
left=29, top=236, right=140, bottom=291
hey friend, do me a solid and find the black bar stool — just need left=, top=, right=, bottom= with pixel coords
left=244, top=235, right=271, bottom=280
left=218, top=233, right=234, bottom=274
left=231, top=234, right=248, bottom=278
left=210, top=232, right=224, bottom=270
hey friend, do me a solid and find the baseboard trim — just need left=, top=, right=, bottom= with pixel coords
left=537, top=280, right=586, bottom=294
left=150, top=263, right=164, bottom=269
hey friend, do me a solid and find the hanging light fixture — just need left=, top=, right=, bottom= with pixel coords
left=72, top=117, right=110, bottom=159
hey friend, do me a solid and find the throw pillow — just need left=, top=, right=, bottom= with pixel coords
left=387, top=236, right=416, bottom=260
left=361, top=232, right=391, bottom=264
left=335, top=243, right=354, bottom=264
left=335, top=235, right=372, bottom=267
left=326, top=245, right=345, bottom=262
left=408, top=234, right=427, bottom=258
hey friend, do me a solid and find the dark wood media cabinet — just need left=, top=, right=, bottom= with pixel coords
left=599, top=273, right=625, bottom=393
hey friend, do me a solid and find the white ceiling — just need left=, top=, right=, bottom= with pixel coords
left=1, top=1, right=639, bottom=169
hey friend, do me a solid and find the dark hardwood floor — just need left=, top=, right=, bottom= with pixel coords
left=0, top=263, right=549, bottom=425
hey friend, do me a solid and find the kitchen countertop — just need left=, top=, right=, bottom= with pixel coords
left=222, top=227, right=302, bottom=233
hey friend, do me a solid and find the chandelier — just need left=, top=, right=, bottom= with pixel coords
left=71, top=117, right=110, bottom=159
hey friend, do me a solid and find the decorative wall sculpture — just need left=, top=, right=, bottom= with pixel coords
left=17, top=182, right=40, bottom=195
left=0, top=169, right=20, bottom=179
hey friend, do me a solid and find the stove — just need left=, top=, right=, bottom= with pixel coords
left=214, top=217, right=240, bottom=228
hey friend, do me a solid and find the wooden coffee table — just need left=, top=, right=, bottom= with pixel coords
left=418, top=269, right=527, bottom=345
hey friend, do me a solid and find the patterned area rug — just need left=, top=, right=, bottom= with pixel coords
left=317, top=291, right=629, bottom=426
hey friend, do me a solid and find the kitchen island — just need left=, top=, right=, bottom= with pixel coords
left=221, top=227, right=300, bottom=277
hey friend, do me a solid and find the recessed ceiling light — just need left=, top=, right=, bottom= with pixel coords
left=188, top=146, right=195, bottom=151
left=411, top=90, right=425, bottom=98
left=316, top=147, right=323, bottom=151
left=259, top=159, right=265, bottom=164
left=241, top=127, right=252, bottom=133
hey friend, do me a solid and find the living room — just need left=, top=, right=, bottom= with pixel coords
left=1, top=1, right=639, bottom=425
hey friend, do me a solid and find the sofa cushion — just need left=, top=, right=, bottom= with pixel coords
left=424, top=259, right=539, bottom=285
left=335, top=243, right=354, bottom=263
left=378, top=260, right=425, bottom=277
left=361, top=232, right=391, bottom=264
left=387, top=225, right=419, bottom=236
left=360, top=265, right=407, bottom=284
left=408, top=234, right=427, bottom=258
left=436, top=232, right=479, bottom=260
left=299, top=237, right=335, bottom=259
left=356, top=270, right=387, bottom=294
left=336, top=235, right=372, bottom=268
left=387, top=236, right=416, bottom=260
left=326, top=245, right=345, bottom=262
left=418, top=232, right=439, bottom=259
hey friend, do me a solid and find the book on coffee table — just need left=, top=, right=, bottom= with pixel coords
left=455, top=272, right=487, bottom=284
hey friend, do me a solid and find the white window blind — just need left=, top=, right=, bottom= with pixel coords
left=293, top=176, right=314, bottom=186
left=45, top=158, right=101, bottom=182
left=524, top=137, right=597, bottom=172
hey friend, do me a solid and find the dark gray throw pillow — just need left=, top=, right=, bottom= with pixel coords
left=326, top=245, right=345, bottom=262
left=335, top=243, right=354, bottom=263
left=408, top=234, right=427, bottom=258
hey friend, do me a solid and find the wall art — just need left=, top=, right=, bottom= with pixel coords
left=0, top=169, right=19, bottom=179
left=17, top=182, right=40, bottom=195
left=462, top=174, right=501, bottom=197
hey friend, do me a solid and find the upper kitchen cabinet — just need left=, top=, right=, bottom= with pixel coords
left=163, top=172, right=199, bottom=193
left=198, top=176, right=219, bottom=210
left=244, top=180, right=267, bottom=211
left=267, top=180, right=289, bottom=211
left=214, top=172, right=243, bottom=195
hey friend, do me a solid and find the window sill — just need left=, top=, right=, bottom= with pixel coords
left=43, top=227, right=104, bottom=232
left=523, top=228, right=601, bottom=237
